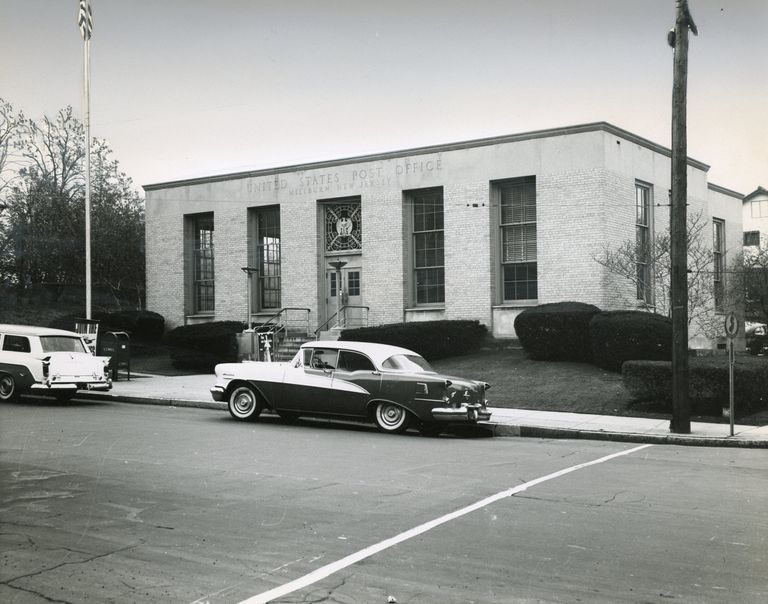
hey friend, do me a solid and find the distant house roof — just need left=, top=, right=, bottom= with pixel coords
left=744, top=186, right=768, bottom=202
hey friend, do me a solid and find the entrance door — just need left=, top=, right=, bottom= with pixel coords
left=326, top=267, right=363, bottom=329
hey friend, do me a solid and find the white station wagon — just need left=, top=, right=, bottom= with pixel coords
left=0, top=324, right=112, bottom=402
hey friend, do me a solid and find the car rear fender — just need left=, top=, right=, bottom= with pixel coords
left=0, top=362, right=36, bottom=391
left=365, top=398, right=425, bottom=421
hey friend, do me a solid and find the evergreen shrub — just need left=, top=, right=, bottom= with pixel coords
left=622, top=357, right=768, bottom=418
left=339, top=320, right=487, bottom=361
left=513, top=301, right=601, bottom=361
left=590, top=311, right=672, bottom=372
left=164, top=320, right=246, bottom=372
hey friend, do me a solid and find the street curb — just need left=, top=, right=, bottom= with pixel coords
left=491, top=423, right=768, bottom=448
left=79, top=393, right=767, bottom=448
left=78, top=392, right=225, bottom=411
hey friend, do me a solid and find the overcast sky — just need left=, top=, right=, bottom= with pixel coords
left=2, top=0, right=766, bottom=194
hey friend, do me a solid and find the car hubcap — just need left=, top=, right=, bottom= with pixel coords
left=378, top=403, right=404, bottom=428
left=0, top=376, right=12, bottom=399
left=232, top=390, right=255, bottom=415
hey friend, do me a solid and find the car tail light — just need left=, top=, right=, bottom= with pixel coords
left=42, top=357, right=50, bottom=378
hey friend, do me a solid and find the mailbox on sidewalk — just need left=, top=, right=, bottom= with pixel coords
left=98, top=331, right=131, bottom=381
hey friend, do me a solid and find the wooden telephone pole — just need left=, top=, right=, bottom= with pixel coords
left=669, top=0, right=697, bottom=434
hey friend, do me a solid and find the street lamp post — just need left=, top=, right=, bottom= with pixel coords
left=328, top=260, right=347, bottom=329
left=241, top=266, right=258, bottom=359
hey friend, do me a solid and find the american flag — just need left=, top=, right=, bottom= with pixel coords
left=78, top=0, right=93, bottom=40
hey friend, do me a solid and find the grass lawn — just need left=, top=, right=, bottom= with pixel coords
left=431, top=348, right=768, bottom=426
left=432, top=349, right=638, bottom=417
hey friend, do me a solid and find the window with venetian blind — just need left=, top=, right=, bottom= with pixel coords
left=499, top=177, right=537, bottom=301
left=192, top=214, right=215, bottom=314
left=635, top=183, right=653, bottom=305
left=410, top=188, right=445, bottom=305
left=251, top=206, right=281, bottom=310
left=713, top=218, right=725, bottom=313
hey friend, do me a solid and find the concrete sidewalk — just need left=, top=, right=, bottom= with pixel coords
left=79, top=372, right=768, bottom=448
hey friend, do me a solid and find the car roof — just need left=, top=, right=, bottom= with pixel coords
left=0, top=324, right=82, bottom=338
left=301, top=340, right=419, bottom=365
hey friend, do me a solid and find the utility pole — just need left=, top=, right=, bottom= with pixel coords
left=668, top=0, right=697, bottom=434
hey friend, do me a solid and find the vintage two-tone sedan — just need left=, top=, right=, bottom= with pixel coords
left=210, top=340, right=491, bottom=434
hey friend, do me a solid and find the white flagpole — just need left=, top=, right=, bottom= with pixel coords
left=80, top=0, right=93, bottom=320
left=84, top=34, right=91, bottom=320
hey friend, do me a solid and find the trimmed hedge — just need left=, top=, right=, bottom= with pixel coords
left=622, top=357, right=768, bottom=418
left=590, top=311, right=672, bottom=372
left=339, top=320, right=487, bottom=361
left=514, top=302, right=601, bottom=362
left=164, top=321, right=247, bottom=372
left=49, top=310, right=165, bottom=342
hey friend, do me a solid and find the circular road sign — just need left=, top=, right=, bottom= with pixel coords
left=724, top=312, right=739, bottom=338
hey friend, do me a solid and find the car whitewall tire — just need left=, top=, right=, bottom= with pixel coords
left=0, top=373, right=17, bottom=402
left=228, top=385, right=263, bottom=421
left=374, top=401, right=411, bottom=434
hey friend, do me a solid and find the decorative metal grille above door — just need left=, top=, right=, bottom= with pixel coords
left=325, top=202, right=362, bottom=252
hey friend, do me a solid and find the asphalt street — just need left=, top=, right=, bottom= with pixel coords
left=1, top=398, right=766, bottom=603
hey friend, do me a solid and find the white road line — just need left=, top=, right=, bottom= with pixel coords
left=237, top=443, right=653, bottom=604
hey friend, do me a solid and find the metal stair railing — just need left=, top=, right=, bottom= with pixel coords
left=247, top=307, right=311, bottom=361
left=314, top=305, right=369, bottom=338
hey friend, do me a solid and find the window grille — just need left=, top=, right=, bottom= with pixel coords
left=325, top=202, right=362, bottom=252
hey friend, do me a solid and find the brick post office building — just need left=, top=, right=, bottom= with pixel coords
left=143, top=122, right=743, bottom=348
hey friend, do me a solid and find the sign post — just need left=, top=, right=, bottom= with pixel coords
left=724, top=312, right=738, bottom=436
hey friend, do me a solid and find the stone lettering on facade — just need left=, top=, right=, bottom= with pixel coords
left=247, top=178, right=288, bottom=193
left=251, top=156, right=443, bottom=198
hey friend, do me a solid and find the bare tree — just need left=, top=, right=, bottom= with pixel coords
left=593, top=210, right=728, bottom=339
left=0, top=98, right=25, bottom=198
left=730, top=247, right=768, bottom=326
left=0, top=103, right=145, bottom=307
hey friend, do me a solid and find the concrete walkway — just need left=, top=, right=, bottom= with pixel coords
left=79, top=372, right=768, bottom=448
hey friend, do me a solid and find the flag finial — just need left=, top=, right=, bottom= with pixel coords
left=78, top=0, right=93, bottom=40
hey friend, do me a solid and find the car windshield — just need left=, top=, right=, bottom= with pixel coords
left=40, top=336, right=88, bottom=354
left=382, top=354, right=434, bottom=373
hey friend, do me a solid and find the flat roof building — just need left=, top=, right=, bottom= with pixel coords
left=143, top=122, right=743, bottom=348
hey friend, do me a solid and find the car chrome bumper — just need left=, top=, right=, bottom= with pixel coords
left=31, top=381, right=112, bottom=392
left=210, top=385, right=226, bottom=402
left=431, top=404, right=491, bottom=423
